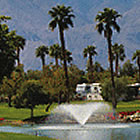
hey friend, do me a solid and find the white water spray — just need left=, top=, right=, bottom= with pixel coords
left=52, top=102, right=110, bottom=125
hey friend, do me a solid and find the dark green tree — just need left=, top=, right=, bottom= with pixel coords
left=112, top=43, right=125, bottom=76
left=35, top=45, right=49, bottom=69
left=0, top=65, right=25, bottom=107
left=68, top=64, right=86, bottom=97
left=49, top=43, right=61, bottom=66
left=0, top=16, right=17, bottom=83
left=41, top=66, right=67, bottom=105
left=13, top=34, right=25, bottom=66
left=26, top=70, right=43, bottom=80
left=0, top=77, right=15, bottom=107
left=120, top=60, right=137, bottom=77
left=132, top=50, right=140, bottom=82
left=13, top=80, right=48, bottom=118
left=102, top=77, right=137, bottom=102
left=60, top=49, right=73, bottom=64
left=93, top=61, right=104, bottom=72
left=83, top=45, right=97, bottom=73
left=95, top=8, right=122, bottom=110
left=48, top=4, right=75, bottom=101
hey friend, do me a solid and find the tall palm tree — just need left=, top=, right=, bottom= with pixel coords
left=83, top=45, right=97, bottom=73
left=14, top=35, right=25, bottom=66
left=112, top=43, right=125, bottom=76
left=95, top=8, right=122, bottom=110
left=49, top=43, right=61, bottom=66
left=35, top=45, right=49, bottom=69
left=48, top=4, right=75, bottom=100
left=132, top=50, right=140, bottom=82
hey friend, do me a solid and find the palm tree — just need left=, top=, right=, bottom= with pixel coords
left=132, top=50, right=140, bottom=82
left=35, top=45, right=49, bottom=69
left=83, top=45, right=97, bottom=73
left=93, top=61, right=104, bottom=72
left=0, top=15, right=11, bottom=23
left=49, top=43, right=61, bottom=66
left=112, top=43, right=125, bottom=76
left=95, top=8, right=122, bottom=110
left=65, top=50, right=73, bottom=64
left=60, top=49, right=73, bottom=64
left=14, top=35, right=25, bottom=66
left=48, top=4, right=75, bottom=100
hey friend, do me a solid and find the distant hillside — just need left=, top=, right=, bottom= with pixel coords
left=0, top=0, right=140, bottom=70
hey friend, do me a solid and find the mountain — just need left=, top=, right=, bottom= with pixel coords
left=0, top=0, right=140, bottom=70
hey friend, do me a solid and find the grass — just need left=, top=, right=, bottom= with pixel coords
left=0, top=100, right=140, bottom=122
left=0, top=132, right=56, bottom=140
left=116, top=100, right=140, bottom=112
left=0, top=103, right=57, bottom=121
left=0, top=103, right=58, bottom=140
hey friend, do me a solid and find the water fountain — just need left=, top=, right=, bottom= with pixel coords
left=0, top=102, right=140, bottom=140
left=45, top=102, right=111, bottom=125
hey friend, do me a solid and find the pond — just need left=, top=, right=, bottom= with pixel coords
left=0, top=123, right=140, bottom=140
left=0, top=102, right=140, bottom=140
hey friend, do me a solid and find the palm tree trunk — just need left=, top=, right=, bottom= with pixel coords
left=58, top=92, right=62, bottom=104
left=139, top=65, right=140, bottom=83
left=107, top=36, right=117, bottom=110
left=55, top=57, right=58, bottom=66
left=115, top=54, right=119, bottom=76
left=17, top=48, right=20, bottom=66
left=138, top=57, right=140, bottom=83
left=41, top=56, right=45, bottom=69
left=8, top=95, right=12, bottom=107
left=88, top=54, right=94, bottom=83
left=58, top=25, right=69, bottom=102
left=46, top=102, right=52, bottom=112
left=89, top=54, right=93, bottom=73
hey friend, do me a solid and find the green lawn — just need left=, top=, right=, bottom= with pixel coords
left=0, top=103, right=58, bottom=122
left=116, top=100, right=140, bottom=112
left=0, top=101, right=140, bottom=121
left=0, top=132, right=56, bottom=140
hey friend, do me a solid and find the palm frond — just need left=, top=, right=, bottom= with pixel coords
left=48, top=19, right=57, bottom=31
left=95, top=23, right=104, bottom=34
left=110, top=21, right=120, bottom=33
left=48, top=4, right=75, bottom=32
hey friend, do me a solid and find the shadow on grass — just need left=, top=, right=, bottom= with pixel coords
left=23, top=114, right=49, bottom=124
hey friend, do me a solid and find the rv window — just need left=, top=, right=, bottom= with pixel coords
left=94, top=87, right=97, bottom=90
left=78, top=86, right=84, bottom=89
left=85, top=86, right=90, bottom=91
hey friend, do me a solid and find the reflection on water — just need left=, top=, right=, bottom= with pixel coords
left=40, top=127, right=140, bottom=140
left=0, top=123, right=140, bottom=140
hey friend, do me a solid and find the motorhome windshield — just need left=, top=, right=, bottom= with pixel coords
left=76, top=86, right=85, bottom=91
left=85, top=86, right=91, bottom=92
left=76, top=85, right=91, bottom=93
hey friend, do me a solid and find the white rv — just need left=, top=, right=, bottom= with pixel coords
left=75, top=83, right=103, bottom=100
